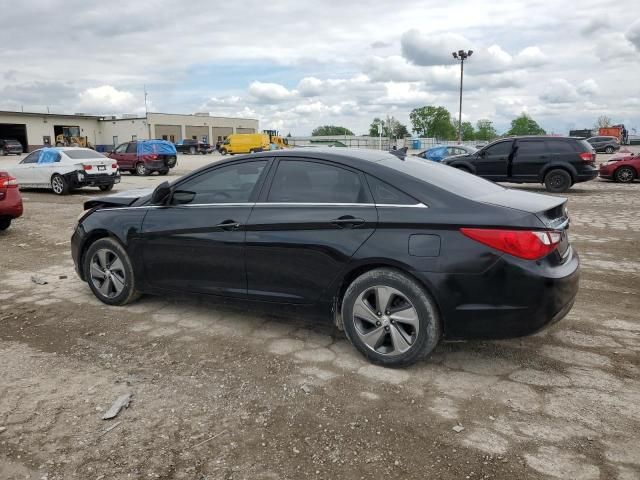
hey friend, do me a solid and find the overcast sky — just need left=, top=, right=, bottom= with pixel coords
left=2, top=0, right=639, bottom=135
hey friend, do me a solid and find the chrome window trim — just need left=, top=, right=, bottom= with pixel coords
left=98, top=201, right=427, bottom=212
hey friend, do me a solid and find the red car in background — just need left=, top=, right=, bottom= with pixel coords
left=0, top=172, right=23, bottom=230
left=599, top=153, right=640, bottom=183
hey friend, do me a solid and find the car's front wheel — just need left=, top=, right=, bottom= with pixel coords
left=83, top=237, right=140, bottom=306
left=0, top=148, right=5, bottom=156
left=605, top=146, right=614, bottom=154
left=99, top=184, right=114, bottom=192
left=544, top=169, right=572, bottom=193
left=342, top=268, right=441, bottom=367
left=0, top=217, right=11, bottom=230
left=220, top=148, right=227, bottom=156
left=615, top=166, right=636, bottom=183
left=51, top=174, right=69, bottom=195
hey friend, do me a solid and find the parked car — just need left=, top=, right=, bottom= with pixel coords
left=599, top=153, right=639, bottom=183
left=0, top=172, right=23, bottom=230
left=175, top=139, right=212, bottom=155
left=0, top=139, right=24, bottom=156
left=108, top=140, right=177, bottom=176
left=442, top=136, right=598, bottom=193
left=8, top=148, right=119, bottom=195
left=417, top=145, right=477, bottom=162
left=219, top=133, right=270, bottom=155
left=586, top=136, right=620, bottom=154
left=71, top=149, right=578, bottom=367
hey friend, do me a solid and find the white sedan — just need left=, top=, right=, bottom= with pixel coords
left=7, top=147, right=120, bottom=195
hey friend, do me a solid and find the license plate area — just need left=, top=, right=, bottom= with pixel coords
left=97, top=165, right=106, bottom=171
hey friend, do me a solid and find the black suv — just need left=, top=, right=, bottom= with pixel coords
left=175, top=139, right=212, bottom=155
left=0, top=139, right=24, bottom=155
left=586, top=136, right=620, bottom=154
left=442, top=136, right=597, bottom=193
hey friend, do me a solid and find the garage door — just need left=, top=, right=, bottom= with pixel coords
left=154, top=125, right=182, bottom=142
left=0, top=123, right=28, bottom=151
left=212, top=127, right=233, bottom=142
left=236, top=128, right=255, bottom=134
left=185, top=126, right=210, bottom=142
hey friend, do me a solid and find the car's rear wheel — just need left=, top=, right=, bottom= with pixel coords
left=166, top=156, right=177, bottom=168
left=614, top=166, right=636, bottom=183
left=99, top=184, right=114, bottom=192
left=220, top=148, right=227, bottom=155
left=158, top=170, right=169, bottom=176
left=136, top=162, right=148, bottom=176
left=605, top=146, right=614, bottom=154
left=189, top=146, right=196, bottom=155
left=544, top=169, right=572, bottom=193
left=0, top=217, right=11, bottom=230
left=342, top=268, right=441, bottom=367
left=51, top=174, right=69, bottom=195
left=84, top=237, right=140, bottom=306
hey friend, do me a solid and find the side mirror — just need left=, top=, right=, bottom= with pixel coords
left=151, top=181, right=171, bottom=205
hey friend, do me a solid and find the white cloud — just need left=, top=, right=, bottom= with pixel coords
left=540, top=79, right=578, bottom=104
left=248, top=81, right=296, bottom=103
left=76, top=85, right=140, bottom=113
left=577, top=79, right=598, bottom=96
left=626, top=18, right=640, bottom=51
left=401, top=30, right=473, bottom=67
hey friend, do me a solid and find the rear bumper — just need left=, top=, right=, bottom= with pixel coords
left=0, top=189, right=23, bottom=219
left=598, top=165, right=615, bottom=178
left=575, top=167, right=598, bottom=182
left=415, top=247, right=580, bottom=340
left=66, top=171, right=120, bottom=188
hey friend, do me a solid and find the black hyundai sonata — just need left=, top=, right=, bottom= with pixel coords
left=71, top=149, right=579, bottom=367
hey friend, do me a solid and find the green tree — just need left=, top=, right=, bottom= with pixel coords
left=409, top=106, right=456, bottom=140
left=506, top=113, right=546, bottom=136
left=311, top=125, right=354, bottom=136
left=453, top=121, right=476, bottom=141
left=475, top=119, right=497, bottom=141
left=369, top=117, right=409, bottom=139
left=369, top=117, right=384, bottom=137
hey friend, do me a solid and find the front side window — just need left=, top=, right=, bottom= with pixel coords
left=484, top=141, right=513, bottom=156
left=267, top=160, right=368, bottom=204
left=21, top=151, right=41, bottom=164
left=172, top=161, right=267, bottom=205
left=114, top=143, right=128, bottom=154
left=126, top=143, right=137, bottom=154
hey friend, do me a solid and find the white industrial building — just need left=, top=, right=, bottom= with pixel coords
left=0, top=111, right=259, bottom=152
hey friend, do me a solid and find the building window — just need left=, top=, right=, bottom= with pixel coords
left=132, top=135, right=137, bottom=141
left=169, top=135, right=175, bottom=143
left=162, top=135, right=168, bottom=140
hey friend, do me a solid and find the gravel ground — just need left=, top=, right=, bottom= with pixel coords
left=0, top=151, right=639, bottom=479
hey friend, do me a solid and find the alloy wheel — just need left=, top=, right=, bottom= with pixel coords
left=352, top=285, right=419, bottom=356
left=616, top=167, right=634, bottom=183
left=136, top=163, right=147, bottom=175
left=51, top=176, right=64, bottom=194
left=89, top=248, right=126, bottom=298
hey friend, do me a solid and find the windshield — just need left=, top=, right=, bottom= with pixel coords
left=64, top=149, right=106, bottom=159
left=380, top=154, right=505, bottom=200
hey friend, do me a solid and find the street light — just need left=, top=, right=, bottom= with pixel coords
left=452, top=49, right=473, bottom=144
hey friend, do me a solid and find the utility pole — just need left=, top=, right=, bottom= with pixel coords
left=452, top=49, right=473, bottom=144
left=144, top=85, right=151, bottom=139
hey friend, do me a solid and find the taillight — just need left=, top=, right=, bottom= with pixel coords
left=112, top=163, right=118, bottom=169
left=83, top=165, right=93, bottom=171
left=0, top=174, right=18, bottom=188
left=149, top=154, right=158, bottom=160
left=579, top=152, right=595, bottom=162
left=460, top=228, right=562, bottom=260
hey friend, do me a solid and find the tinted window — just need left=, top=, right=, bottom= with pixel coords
left=516, top=140, right=547, bottom=154
left=172, top=161, right=266, bottom=205
left=268, top=160, right=368, bottom=204
left=484, top=141, right=512, bottom=156
left=366, top=175, right=418, bottom=205
left=126, top=143, right=137, bottom=154
left=114, top=143, right=128, bottom=154
left=65, top=149, right=107, bottom=159
left=379, top=154, right=505, bottom=200
left=548, top=140, right=578, bottom=153
left=21, top=151, right=41, bottom=164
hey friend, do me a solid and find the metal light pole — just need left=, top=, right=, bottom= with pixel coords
left=452, top=49, right=473, bottom=144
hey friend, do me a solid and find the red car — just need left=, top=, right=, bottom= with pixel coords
left=0, top=171, right=23, bottom=230
left=599, top=153, right=640, bottom=183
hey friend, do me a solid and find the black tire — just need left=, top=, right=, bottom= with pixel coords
left=341, top=268, right=441, bottom=368
left=51, top=174, right=69, bottom=195
left=135, top=162, right=148, bottom=176
left=166, top=156, right=177, bottom=168
left=0, top=217, right=11, bottom=231
left=158, top=170, right=169, bottom=176
left=605, top=146, right=614, bottom=154
left=189, top=146, right=196, bottom=155
left=220, top=148, right=227, bottom=156
left=99, top=183, right=114, bottom=192
left=614, top=166, right=636, bottom=183
left=249, top=149, right=255, bottom=154
left=544, top=169, right=572, bottom=193
left=83, top=237, right=141, bottom=306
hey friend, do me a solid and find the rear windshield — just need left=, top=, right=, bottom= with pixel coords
left=64, top=150, right=107, bottom=159
left=577, top=140, right=595, bottom=152
left=380, top=155, right=505, bottom=200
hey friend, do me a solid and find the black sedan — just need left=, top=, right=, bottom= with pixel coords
left=71, top=149, right=579, bottom=367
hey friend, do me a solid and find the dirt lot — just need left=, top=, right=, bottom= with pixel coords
left=1, top=152, right=639, bottom=479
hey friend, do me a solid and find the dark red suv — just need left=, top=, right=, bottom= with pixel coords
left=108, top=140, right=178, bottom=176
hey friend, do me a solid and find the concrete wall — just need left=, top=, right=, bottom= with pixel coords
left=237, top=127, right=256, bottom=134
left=98, top=118, right=149, bottom=148
left=185, top=125, right=209, bottom=141
left=212, top=127, right=233, bottom=142
left=154, top=125, right=182, bottom=142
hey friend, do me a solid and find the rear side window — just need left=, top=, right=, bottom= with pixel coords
left=21, top=151, right=41, bottom=164
left=268, top=160, right=369, bottom=204
left=484, top=141, right=512, bottom=156
left=547, top=140, right=578, bottom=153
left=577, top=140, right=595, bottom=152
left=65, top=149, right=107, bottom=159
left=366, top=175, right=418, bottom=205
left=516, top=140, right=547, bottom=154
left=126, top=143, right=137, bottom=154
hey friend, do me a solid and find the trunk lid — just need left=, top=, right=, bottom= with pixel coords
left=76, top=158, right=118, bottom=175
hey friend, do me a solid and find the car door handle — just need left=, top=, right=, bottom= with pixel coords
left=331, top=216, right=365, bottom=228
left=215, top=220, right=240, bottom=230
